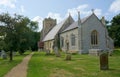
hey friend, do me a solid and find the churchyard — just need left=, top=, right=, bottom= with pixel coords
left=0, top=51, right=31, bottom=77
left=27, top=49, right=120, bottom=77
left=0, top=49, right=120, bottom=77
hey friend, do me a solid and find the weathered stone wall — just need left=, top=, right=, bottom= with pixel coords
left=60, top=28, right=79, bottom=53
left=44, top=40, right=54, bottom=51
left=60, top=14, right=110, bottom=54
left=82, top=14, right=107, bottom=53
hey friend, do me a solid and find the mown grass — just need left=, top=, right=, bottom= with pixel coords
left=0, top=51, right=31, bottom=77
left=27, top=50, right=120, bottom=77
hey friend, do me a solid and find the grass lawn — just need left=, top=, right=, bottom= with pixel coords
left=27, top=50, right=120, bottom=77
left=0, top=51, right=31, bottom=77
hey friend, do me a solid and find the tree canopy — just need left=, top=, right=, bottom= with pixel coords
left=0, top=13, right=40, bottom=61
left=108, top=13, right=120, bottom=47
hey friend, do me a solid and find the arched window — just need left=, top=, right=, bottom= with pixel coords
left=91, top=30, right=98, bottom=45
left=71, top=34, right=76, bottom=46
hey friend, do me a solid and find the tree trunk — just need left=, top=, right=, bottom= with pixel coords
left=9, top=51, right=13, bottom=61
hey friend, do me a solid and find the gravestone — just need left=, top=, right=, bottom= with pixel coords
left=1, top=50, right=7, bottom=59
left=54, top=47, right=60, bottom=57
left=46, top=49, right=50, bottom=55
left=100, top=51, right=109, bottom=70
left=65, top=53, right=71, bottom=60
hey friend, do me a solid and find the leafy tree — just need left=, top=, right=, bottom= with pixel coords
left=0, top=13, right=16, bottom=61
left=13, top=15, right=39, bottom=54
left=108, top=13, right=120, bottom=47
left=0, top=39, right=6, bottom=50
left=30, top=31, right=40, bottom=51
left=29, top=21, right=39, bottom=31
left=0, top=13, right=39, bottom=61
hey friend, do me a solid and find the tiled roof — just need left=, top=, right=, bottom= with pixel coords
left=62, top=14, right=92, bottom=32
left=62, top=21, right=78, bottom=32
left=43, top=18, right=68, bottom=41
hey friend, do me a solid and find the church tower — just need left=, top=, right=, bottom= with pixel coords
left=38, top=17, right=56, bottom=49
left=41, top=17, right=56, bottom=41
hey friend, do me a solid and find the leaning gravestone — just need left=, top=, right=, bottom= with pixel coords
left=54, top=47, right=60, bottom=57
left=1, top=50, right=7, bottom=59
left=100, top=51, right=109, bottom=70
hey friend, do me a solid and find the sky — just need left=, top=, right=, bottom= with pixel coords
left=0, top=0, right=120, bottom=31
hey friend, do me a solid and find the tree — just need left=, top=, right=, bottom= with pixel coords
left=30, top=31, right=40, bottom=51
left=0, top=13, right=16, bottom=61
left=0, top=26, right=6, bottom=50
left=27, top=21, right=40, bottom=51
left=14, top=16, right=31, bottom=54
left=0, top=13, right=39, bottom=61
left=0, top=39, right=6, bottom=50
left=13, top=14, right=39, bottom=54
left=108, top=13, right=120, bottom=47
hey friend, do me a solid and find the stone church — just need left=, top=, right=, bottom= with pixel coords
left=39, top=11, right=114, bottom=54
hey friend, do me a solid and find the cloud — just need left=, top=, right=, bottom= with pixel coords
left=94, top=9, right=102, bottom=16
left=0, top=9, right=2, bottom=12
left=109, top=0, right=120, bottom=13
left=20, top=5, right=25, bottom=13
left=67, top=4, right=89, bottom=17
left=32, top=12, right=63, bottom=31
left=0, top=0, right=16, bottom=8
left=16, top=5, right=25, bottom=15
left=47, top=12, right=63, bottom=23
left=32, top=13, right=63, bottom=31
left=67, top=4, right=102, bottom=18
left=35, top=4, right=102, bottom=31
left=32, top=16, right=43, bottom=31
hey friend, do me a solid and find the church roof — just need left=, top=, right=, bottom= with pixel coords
left=62, top=14, right=92, bottom=32
left=43, top=13, right=94, bottom=41
left=63, top=21, right=78, bottom=32
left=43, top=16, right=71, bottom=42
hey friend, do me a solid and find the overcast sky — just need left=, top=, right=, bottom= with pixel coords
left=0, top=0, right=120, bottom=31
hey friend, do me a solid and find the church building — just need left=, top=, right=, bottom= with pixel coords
left=40, top=11, right=114, bottom=55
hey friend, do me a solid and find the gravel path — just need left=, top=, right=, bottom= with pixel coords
left=4, top=52, right=34, bottom=77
